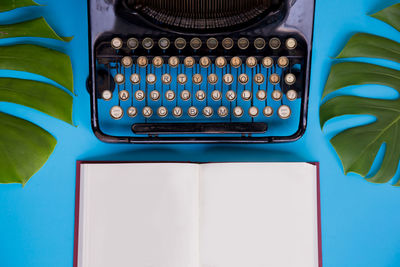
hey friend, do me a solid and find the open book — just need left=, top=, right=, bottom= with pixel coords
left=74, top=162, right=321, bottom=267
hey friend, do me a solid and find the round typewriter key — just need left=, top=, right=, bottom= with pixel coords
left=238, top=37, right=249, bottom=50
left=226, top=90, right=237, bottom=101
left=102, top=90, right=112, bottom=101
left=222, top=37, right=234, bottom=50
left=286, top=38, right=297, bottom=50
left=142, top=37, right=154, bottom=50
left=157, top=106, right=168, bottom=117
left=277, top=56, right=289, bottom=68
left=121, top=56, right=133, bottom=68
left=286, top=89, right=298, bottom=101
left=158, top=37, right=170, bottom=50
left=119, top=90, right=129, bottom=101
left=114, top=73, right=125, bottom=84
left=203, top=106, right=214, bottom=117
left=111, top=37, right=123, bottom=49
left=223, top=73, right=234, bottom=85
left=127, top=106, right=138, bottom=117
left=211, top=90, right=222, bottom=101
left=173, top=106, right=183, bottom=118
left=263, top=106, right=274, bottom=117
left=137, top=56, right=148, bottom=68
left=215, top=56, right=227, bottom=68
left=142, top=106, right=153, bottom=118
left=254, top=73, right=265, bottom=85
left=207, top=73, right=218, bottom=85
left=248, top=106, right=259, bottom=117
left=271, top=89, right=283, bottom=101
left=190, top=37, right=202, bottom=50
left=130, top=73, right=140, bottom=84
left=256, top=90, right=267, bottom=101
left=196, top=90, right=206, bottom=101
left=184, top=56, right=195, bottom=68
left=230, top=56, right=242, bottom=68
left=168, top=56, right=179, bottom=68
left=192, top=73, right=203, bottom=85
left=165, top=90, right=176, bottom=101
left=127, top=37, right=139, bottom=50
left=269, top=73, right=280, bottom=85
left=199, top=56, right=211, bottom=68
left=181, top=89, right=191, bottom=101
left=161, top=73, right=172, bottom=85
left=218, top=106, right=228, bottom=117
left=284, top=73, right=296, bottom=85
left=135, top=90, right=145, bottom=101
left=278, top=105, right=291, bottom=119
left=246, top=56, right=257, bottom=68
left=152, top=56, right=164, bottom=68
left=175, top=38, right=187, bottom=50
left=254, top=37, right=266, bottom=50
left=206, top=38, right=218, bottom=50
left=238, top=73, right=249, bottom=85
left=146, top=73, right=156, bottom=85
left=241, top=90, right=252, bottom=101
left=262, top=57, right=273, bottom=68
left=233, top=106, right=244, bottom=117
left=269, top=37, right=281, bottom=50
left=188, top=106, right=198, bottom=117
left=150, top=90, right=160, bottom=101
left=110, top=106, right=123, bottom=119
left=177, top=73, right=188, bottom=85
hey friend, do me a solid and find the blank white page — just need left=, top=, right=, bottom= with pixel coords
left=199, top=162, right=318, bottom=267
left=77, top=163, right=199, bottom=267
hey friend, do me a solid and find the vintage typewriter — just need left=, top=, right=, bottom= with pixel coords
left=87, top=0, right=315, bottom=143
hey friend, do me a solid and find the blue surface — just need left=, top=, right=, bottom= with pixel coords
left=1, top=0, right=400, bottom=266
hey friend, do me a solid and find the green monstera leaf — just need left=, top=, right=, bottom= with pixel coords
left=320, top=3, right=400, bottom=185
left=0, top=0, right=39, bottom=13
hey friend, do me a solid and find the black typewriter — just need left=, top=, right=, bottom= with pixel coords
left=87, top=0, right=315, bottom=143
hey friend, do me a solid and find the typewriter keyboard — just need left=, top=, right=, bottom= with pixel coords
left=93, top=36, right=306, bottom=141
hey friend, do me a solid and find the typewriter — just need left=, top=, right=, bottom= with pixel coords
left=87, top=0, right=315, bottom=143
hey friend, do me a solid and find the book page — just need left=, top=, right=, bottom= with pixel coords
left=199, top=162, right=318, bottom=267
left=78, top=163, right=199, bottom=267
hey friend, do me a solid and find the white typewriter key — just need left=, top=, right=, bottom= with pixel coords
left=211, top=90, right=222, bottom=101
left=142, top=106, right=153, bottom=118
left=241, top=90, right=252, bottom=101
left=161, top=73, right=172, bottom=85
left=263, top=106, right=274, bottom=117
left=202, top=106, right=214, bottom=117
left=286, top=89, right=298, bottom=101
left=278, top=56, right=289, bottom=68
left=271, top=89, right=283, bottom=101
left=218, top=106, right=228, bottom=117
left=150, top=90, right=160, bottom=101
left=222, top=37, right=234, bottom=50
left=152, top=56, right=164, bottom=68
left=181, top=89, right=191, bottom=101
left=127, top=37, right=139, bottom=50
left=157, top=106, right=168, bottom=117
left=246, top=56, right=257, bottom=68
left=207, top=73, right=218, bottom=85
left=190, top=37, right=202, bottom=50
left=127, top=106, right=138, bottom=117
left=137, top=56, right=148, bottom=68
left=188, top=106, right=198, bottom=117
left=215, top=56, right=227, bottom=68
left=262, top=57, right=273, bottom=68
left=102, top=90, right=112, bottom=101
left=248, top=106, right=259, bottom=117
left=130, top=73, right=140, bottom=84
left=158, top=37, right=170, bottom=50
left=192, top=73, right=203, bottom=85
left=168, top=56, right=179, bottom=68
left=206, top=38, right=218, bottom=50
left=286, top=38, right=297, bottom=50
left=238, top=73, right=249, bottom=85
left=269, top=37, right=281, bottom=50
left=175, top=38, right=187, bottom=50
left=226, top=90, right=237, bottom=101
left=135, top=90, right=145, bottom=101
left=146, top=73, right=156, bottom=85
left=114, top=73, right=125, bottom=84
left=199, top=56, right=211, bottom=68
left=278, top=105, right=291, bottom=119
left=254, top=37, right=266, bottom=50
left=110, top=106, right=123, bottom=119
left=177, top=73, right=188, bottom=85
left=142, top=37, right=154, bottom=50
left=233, top=106, right=244, bottom=117
left=111, top=37, right=123, bottom=49
left=270, top=73, right=280, bottom=85
left=119, top=90, right=129, bottom=101
left=254, top=73, right=265, bottom=85
left=196, top=90, right=206, bottom=101
left=238, top=37, right=250, bottom=50
left=256, top=90, right=267, bottom=101
left=230, top=56, right=242, bottom=68
left=121, top=56, right=133, bottom=68
left=165, top=90, right=176, bottom=101
left=173, top=106, right=183, bottom=118
left=184, top=56, right=195, bottom=68
left=223, top=73, right=234, bottom=85
left=285, top=73, right=296, bottom=85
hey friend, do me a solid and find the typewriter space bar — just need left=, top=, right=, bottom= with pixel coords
left=132, top=122, right=267, bottom=134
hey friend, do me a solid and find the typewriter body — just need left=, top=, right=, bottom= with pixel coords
left=87, top=0, right=315, bottom=143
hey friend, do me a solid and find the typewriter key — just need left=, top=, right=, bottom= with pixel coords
left=192, top=74, right=203, bottom=85
left=248, top=106, right=259, bottom=117
left=271, top=89, right=283, bottom=101
left=277, top=56, right=289, bottom=68
left=203, top=106, right=214, bottom=117
left=135, top=90, right=145, bottom=101
left=226, top=90, right=237, bottom=101
left=207, top=74, right=218, bottom=85
left=173, top=106, right=183, bottom=118
left=102, top=90, right=112, bottom=101
left=199, top=56, right=211, bottom=68
left=130, top=73, right=140, bottom=84
left=110, top=106, right=123, bottom=119
left=150, top=90, right=160, bottom=101
left=175, top=38, right=187, bottom=50
left=114, top=73, right=125, bottom=84
left=286, top=38, right=297, bottom=50
left=254, top=73, right=265, bottom=85
left=127, top=37, right=139, bottom=50
left=206, top=38, right=218, bottom=50
left=111, top=37, right=123, bottom=49
left=223, top=74, right=234, bottom=85
left=137, top=56, right=148, bottom=68
left=230, top=56, right=242, bottom=68
left=127, top=106, right=138, bottom=117
left=152, top=56, right=164, bottom=68
left=161, top=73, right=172, bottom=85
left=238, top=73, right=249, bottom=85
left=168, top=56, right=179, bottom=68
left=158, top=37, right=170, bottom=50
left=165, top=90, right=176, bottom=101
left=177, top=74, right=188, bottom=85
left=241, top=90, right=252, bottom=101
left=263, top=106, right=274, bottom=117
left=184, top=56, right=195, bottom=68
left=286, top=89, right=298, bottom=101
left=190, top=37, right=202, bottom=50
left=188, top=106, right=198, bottom=117
left=238, top=37, right=249, bottom=50
left=211, top=90, right=222, bottom=101
left=146, top=74, right=156, bottom=85
left=222, top=38, right=234, bottom=50
left=157, top=106, right=168, bottom=117
left=233, top=106, right=244, bottom=118
left=121, top=56, right=133, bottom=68
left=254, top=38, right=266, bottom=50
left=181, top=89, right=191, bottom=101
left=269, top=73, right=280, bottom=85
left=246, top=56, right=257, bottom=68
left=262, top=57, right=273, bottom=68
left=256, top=90, right=267, bottom=101
left=196, top=90, right=206, bottom=101
left=215, top=56, right=227, bottom=68
left=119, top=90, right=129, bottom=101
left=142, top=106, right=153, bottom=118
left=269, top=37, right=281, bottom=50
left=142, top=38, right=154, bottom=50
left=284, top=73, right=296, bottom=85
left=278, top=105, right=291, bottom=119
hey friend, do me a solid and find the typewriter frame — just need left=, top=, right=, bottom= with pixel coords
left=87, top=0, right=315, bottom=144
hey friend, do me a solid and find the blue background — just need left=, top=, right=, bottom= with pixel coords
left=1, top=0, right=400, bottom=266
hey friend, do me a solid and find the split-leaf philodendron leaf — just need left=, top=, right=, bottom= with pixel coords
left=0, top=0, right=39, bottom=13
left=320, top=3, right=400, bottom=185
